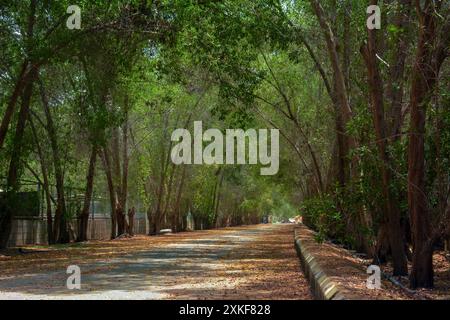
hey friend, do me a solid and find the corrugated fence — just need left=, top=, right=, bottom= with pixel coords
left=8, top=217, right=149, bottom=247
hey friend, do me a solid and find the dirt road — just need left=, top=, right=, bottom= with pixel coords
left=0, top=224, right=312, bottom=300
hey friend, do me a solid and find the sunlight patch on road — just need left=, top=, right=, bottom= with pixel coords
left=0, top=290, right=167, bottom=300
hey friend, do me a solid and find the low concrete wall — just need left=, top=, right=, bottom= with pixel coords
left=294, top=225, right=361, bottom=300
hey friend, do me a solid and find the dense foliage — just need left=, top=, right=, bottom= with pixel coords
left=0, top=0, right=449, bottom=289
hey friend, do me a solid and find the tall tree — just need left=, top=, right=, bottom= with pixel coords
left=407, top=0, right=450, bottom=288
left=361, top=0, right=409, bottom=276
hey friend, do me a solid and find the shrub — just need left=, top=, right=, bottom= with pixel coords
left=300, top=194, right=345, bottom=244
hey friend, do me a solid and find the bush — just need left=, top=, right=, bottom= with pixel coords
left=300, top=194, right=345, bottom=244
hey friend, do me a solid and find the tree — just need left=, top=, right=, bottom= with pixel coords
left=407, top=0, right=450, bottom=288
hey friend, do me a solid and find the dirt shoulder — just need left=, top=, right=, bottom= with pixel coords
left=295, top=224, right=450, bottom=300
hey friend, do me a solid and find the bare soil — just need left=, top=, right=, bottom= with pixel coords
left=0, top=224, right=313, bottom=300
left=296, top=224, right=450, bottom=300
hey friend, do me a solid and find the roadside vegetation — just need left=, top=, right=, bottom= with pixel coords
left=0, top=1, right=449, bottom=290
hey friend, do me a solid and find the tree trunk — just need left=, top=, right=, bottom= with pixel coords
left=212, top=167, right=224, bottom=227
left=310, top=0, right=371, bottom=252
left=387, top=0, right=412, bottom=141
left=173, top=166, right=187, bottom=232
left=39, top=79, right=69, bottom=243
left=0, top=0, right=38, bottom=248
left=162, top=164, right=176, bottom=228
left=0, top=67, right=37, bottom=248
left=101, top=147, right=117, bottom=239
left=374, top=221, right=391, bottom=264
left=0, top=0, right=37, bottom=149
left=150, top=115, right=171, bottom=234
left=310, top=0, right=352, bottom=126
left=342, top=1, right=351, bottom=92
left=0, top=61, right=30, bottom=149
left=147, top=207, right=154, bottom=235
left=361, top=0, right=408, bottom=275
left=371, top=0, right=413, bottom=264
left=111, top=128, right=123, bottom=235
left=120, top=107, right=129, bottom=229
left=127, top=207, right=135, bottom=236
left=111, top=125, right=130, bottom=236
left=407, top=2, right=435, bottom=289
left=29, top=117, right=54, bottom=244
left=77, top=144, right=98, bottom=242
left=407, top=0, right=449, bottom=288
left=310, top=0, right=354, bottom=187
left=116, top=204, right=127, bottom=236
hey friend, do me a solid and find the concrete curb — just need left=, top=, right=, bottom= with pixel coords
left=294, top=226, right=353, bottom=300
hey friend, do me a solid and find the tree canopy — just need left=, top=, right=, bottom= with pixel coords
left=1, top=0, right=449, bottom=290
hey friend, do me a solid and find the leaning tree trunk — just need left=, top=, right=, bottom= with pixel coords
left=29, top=117, right=54, bottom=244
left=0, top=0, right=38, bottom=149
left=0, top=67, right=37, bottom=248
left=0, top=1, right=38, bottom=247
left=0, top=61, right=30, bottom=149
left=77, top=144, right=98, bottom=242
